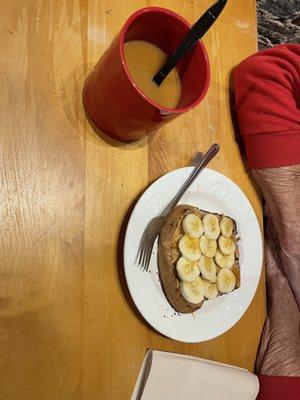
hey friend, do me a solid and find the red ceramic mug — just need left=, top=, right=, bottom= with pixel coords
left=83, top=7, right=210, bottom=142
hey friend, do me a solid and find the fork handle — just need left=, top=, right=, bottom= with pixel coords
left=162, top=143, right=220, bottom=216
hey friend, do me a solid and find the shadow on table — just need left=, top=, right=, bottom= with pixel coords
left=60, top=62, right=148, bottom=149
left=117, top=192, right=160, bottom=335
left=60, top=63, right=148, bottom=148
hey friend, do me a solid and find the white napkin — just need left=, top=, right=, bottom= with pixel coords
left=131, top=350, right=259, bottom=400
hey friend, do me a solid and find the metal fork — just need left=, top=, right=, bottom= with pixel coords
left=136, top=143, right=220, bottom=271
left=191, top=151, right=205, bottom=166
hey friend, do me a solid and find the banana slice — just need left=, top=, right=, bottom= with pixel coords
left=202, top=213, right=220, bottom=240
left=180, top=277, right=205, bottom=304
left=176, top=257, right=200, bottom=282
left=215, top=250, right=235, bottom=269
left=220, top=216, right=234, bottom=238
left=199, top=235, right=217, bottom=258
left=218, top=235, right=236, bottom=255
left=179, top=235, right=201, bottom=261
left=199, top=255, right=217, bottom=282
left=182, top=213, right=203, bottom=238
left=203, top=279, right=219, bottom=300
left=217, top=269, right=236, bottom=293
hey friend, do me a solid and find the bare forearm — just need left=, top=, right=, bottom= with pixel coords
left=253, top=167, right=300, bottom=376
left=256, top=237, right=300, bottom=376
left=252, top=166, right=300, bottom=309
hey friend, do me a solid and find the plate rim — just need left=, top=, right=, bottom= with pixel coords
left=123, top=167, right=263, bottom=342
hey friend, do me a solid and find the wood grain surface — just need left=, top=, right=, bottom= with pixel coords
left=0, top=1, right=266, bottom=399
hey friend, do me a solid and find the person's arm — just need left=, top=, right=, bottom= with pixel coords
left=234, top=44, right=300, bottom=308
left=233, top=44, right=300, bottom=384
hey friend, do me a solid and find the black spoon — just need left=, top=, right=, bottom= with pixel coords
left=153, top=0, right=227, bottom=86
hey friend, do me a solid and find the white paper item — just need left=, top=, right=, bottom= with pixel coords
left=131, top=350, right=259, bottom=400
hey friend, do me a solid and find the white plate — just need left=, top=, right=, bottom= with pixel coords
left=123, top=167, right=263, bottom=343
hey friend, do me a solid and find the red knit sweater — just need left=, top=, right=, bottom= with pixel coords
left=257, top=376, right=300, bottom=400
left=233, top=44, right=300, bottom=169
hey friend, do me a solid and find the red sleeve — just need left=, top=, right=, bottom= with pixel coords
left=233, top=44, right=300, bottom=169
left=257, top=375, right=300, bottom=399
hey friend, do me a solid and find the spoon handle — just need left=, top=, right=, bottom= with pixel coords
left=153, top=0, right=227, bottom=86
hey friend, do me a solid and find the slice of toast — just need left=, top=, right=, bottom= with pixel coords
left=158, top=204, right=240, bottom=314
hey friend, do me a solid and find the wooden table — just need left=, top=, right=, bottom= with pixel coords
left=1, top=1, right=266, bottom=399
